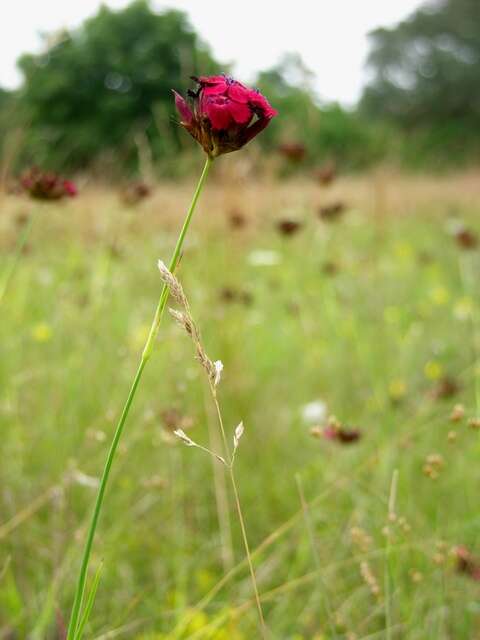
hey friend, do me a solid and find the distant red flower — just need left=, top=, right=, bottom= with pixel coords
left=430, top=376, right=460, bottom=400
left=276, top=219, right=303, bottom=236
left=313, top=162, right=337, bottom=186
left=229, top=208, right=247, bottom=229
left=454, top=227, right=478, bottom=250
left=278, top=142, right=306, bottom=162
left=219, top=286, right=253, bottom=306
left=173, top=74, right=277, bottom=158
left=454, top=546, right=480, bottom=581
left=121, top=181, right=152, bottom=206
left=20, top=167, right=77, bottom=201
left=318, top=201, right=346, bottom=222
left=323, top=424, right=362, bottom=444
left=322, top=260, right=340, bottom=276
left=311, top=417, right=362, bottom=444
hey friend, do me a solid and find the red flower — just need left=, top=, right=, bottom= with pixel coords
left=454, top=546, right=480, bottom=581
left=311, top=417, right=362, bottom=445
left=63, top=180, right=78, bottom=197
left=173, top=74, right=277, bottom=158
left=20, top=167, right=77, bottom=201
left=323, top=424, right=362, bottom=444
left=121, top=181, right=151, bottom=206
left=278, top=142, right=306, bottom=162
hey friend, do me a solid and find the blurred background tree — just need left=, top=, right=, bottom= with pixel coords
left=13, top=0, right=220, bottom=172
left=255, top=53, right=389, bottom=170
left=1, top=0, right=479, bottom=175
left=361, top=0, right=480, bottom=166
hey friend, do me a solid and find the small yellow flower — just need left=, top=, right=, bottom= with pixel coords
left=389, top=379, right=407, bottom=401
left=185, top=610, right=209, bottom=632
left=394, top=242, right=413, bottom=261
left=31, top=322, right=52, bottom=343
left=453, top=296, right=473, bottom=320
left=424, top=360, right=443, bottom=380
left=429, top=286, right=450, bottom=306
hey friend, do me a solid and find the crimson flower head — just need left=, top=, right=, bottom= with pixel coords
left=20, top=167, right=77, bottom=201
left=173, top=74, right=277, bottom=158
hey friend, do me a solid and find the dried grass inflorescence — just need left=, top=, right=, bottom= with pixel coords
left=360, top=561, right=381, bottom=599
left=158, top=260, right=223, bottom=390
left=468, top=417, right=480, bottom=430
left=423, top=453, right=445, bottom=479
left=450, top=403, right=465, bottom=422
left=350, top=526, right=373, bottom=553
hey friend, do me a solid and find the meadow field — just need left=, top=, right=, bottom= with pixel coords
left=1, top=167, right=480, bottom=639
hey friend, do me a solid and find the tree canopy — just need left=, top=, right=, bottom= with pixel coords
left=2, top=0, right=478, bottom=173
left=361, top=0, right=480, bottom=161
left=16, top=0, right=220, bottom=170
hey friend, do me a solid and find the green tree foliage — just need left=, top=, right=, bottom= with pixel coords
left=256, top=54, right=388, bottom=169
left=361, top=0, right=480, bottom=164
left=0, top=88, right=16, bottom=163
left=16, top=1, right=220, bottom=171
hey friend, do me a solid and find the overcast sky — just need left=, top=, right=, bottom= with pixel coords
left=0, top=0, right=425, bottom=104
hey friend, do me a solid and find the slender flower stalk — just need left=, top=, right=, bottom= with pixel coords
left=66, top=156, right=212, bottom=639
left=67, top=74, right=276, bottom=638
left=0, top=214, right=34, bottom=306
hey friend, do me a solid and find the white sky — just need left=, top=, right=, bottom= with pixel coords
left=0, top=0, right=424, bottom=104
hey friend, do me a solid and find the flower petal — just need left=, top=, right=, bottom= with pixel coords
left=173, top=90, right=193, bottom=124
left=227, top=81, right=251, bottom=103
left=198, top=74, right=226, bottom=85
left=204, top=100, right=233, bottom=130
left=249, top=92, right=278, bottom=119
left=229, top=100, right=252, bottom=124
left=199, top=75, right=228, bottom=95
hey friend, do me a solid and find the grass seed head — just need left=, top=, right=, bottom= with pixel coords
left=158, top=260, right=187, bottom=306
left=450, top=404, right=465, bottom=422
left=468, top=417, right=480, bottom=430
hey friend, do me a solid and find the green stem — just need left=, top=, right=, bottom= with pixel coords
left=0, top=214, right=34, bottom=306
left=66, top=155, right=213, bottom=639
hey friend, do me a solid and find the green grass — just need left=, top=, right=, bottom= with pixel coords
left=1, top=175, right=480, bottom=639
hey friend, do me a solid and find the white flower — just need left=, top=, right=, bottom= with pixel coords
left=247, top=250, right=281, bottom=267
left=301, top=400, right=328, bottom=424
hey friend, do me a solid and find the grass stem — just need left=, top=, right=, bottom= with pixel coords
left=0, top=214, right=34, bottom=306
left=209, top=384, right=268, bottom=638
